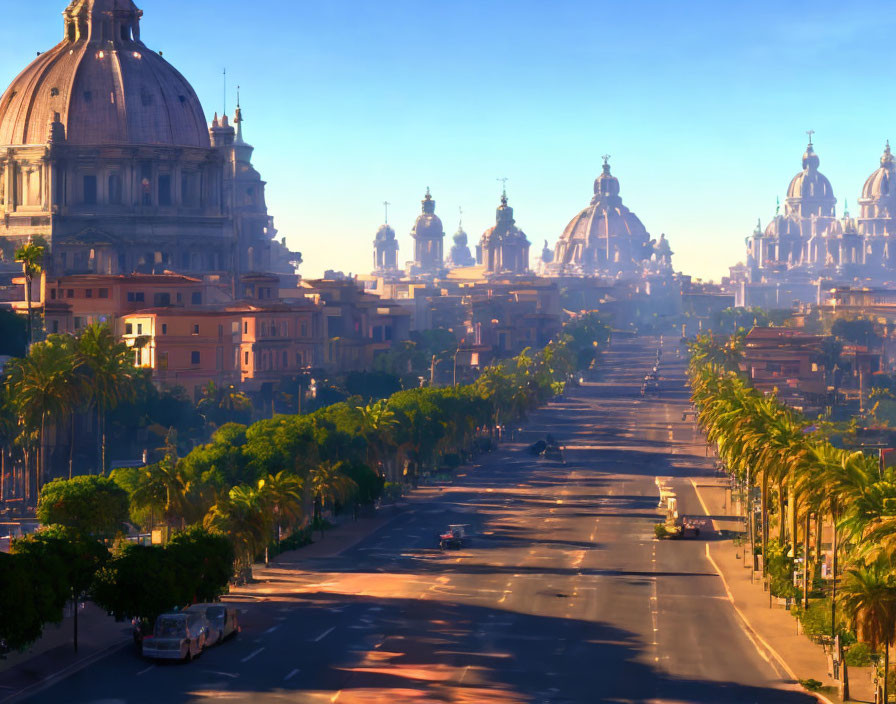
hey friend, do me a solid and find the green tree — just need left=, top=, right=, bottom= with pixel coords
left=36, top=475, right=129, bottom=537
left=205, top=483, right=271, bottom=579
left=12, top=526, right=108, bottom=652
left=308, top=461, right=357, bottom=531
left=0, top=552, right=55, bottom=650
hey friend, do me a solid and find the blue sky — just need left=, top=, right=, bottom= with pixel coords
left=0, top=1, right=891, bottom=280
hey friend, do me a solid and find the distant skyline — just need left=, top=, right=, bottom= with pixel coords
left=0, top=1, right=892, bottom=281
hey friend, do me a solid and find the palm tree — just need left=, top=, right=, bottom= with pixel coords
left=14, top=240, right=44, bottom=348
left=308, top=461, right=357, bottom=534
left=258, top=471, right=304, bottom=549
left=6, top=338, right=76, bottom=497
left=76, top=323, right=135, bottom=473
left=205, top=483, right=271, bottom=580
left=839, top=560, right=896, bottom=704
left=356, top=400, right=398, bottom=479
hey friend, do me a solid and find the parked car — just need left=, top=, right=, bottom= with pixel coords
left=185, top=604, right=239, bottom=645
left=142, top=611, right=209, bottom=661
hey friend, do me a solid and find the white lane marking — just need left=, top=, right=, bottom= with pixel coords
left=331, top=690, right=342, bottom=702
left=284, top=668, right=300, bottom=681
left=264, top=625, right=280, bottom=634
left=312, top=626, right=335, bottom=642
left=204, top=670, right=239, bottom=678
left=241, top=647, right=265, bottom=662
left=137, top=665, right=155, bottom=676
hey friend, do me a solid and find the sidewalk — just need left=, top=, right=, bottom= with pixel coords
left=692, top=479, right=874, bottom=704
left=0, top=603, right=132, bottom=704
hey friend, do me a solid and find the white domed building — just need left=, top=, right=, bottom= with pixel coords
left=407, top=188, right=445, bottom=275
left=0, top=0, right=299, bottom=277
left=548, top=157, right=665, bottom=276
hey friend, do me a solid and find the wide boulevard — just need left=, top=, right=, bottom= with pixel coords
left=27, top=338, right=815, bottom=703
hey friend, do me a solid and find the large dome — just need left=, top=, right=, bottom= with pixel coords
left=0, top=0, right=210, bottom=148
left=786, top=142, right=835, bottom=203
left=410, top=189, right=444, bottom=241
left=554, top=158, right=650, bottom=271
left=860, top=142, right=896, bottom=216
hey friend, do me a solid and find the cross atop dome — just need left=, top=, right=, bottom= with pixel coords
left=806, top=129, right=815, bottom=147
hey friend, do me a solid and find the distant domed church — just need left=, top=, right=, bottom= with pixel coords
left=740, top=137, right=896, bottom=281
left=477, top=191, right=530, bottom=275
left=548, top=157, right=670, bottom=277
left=407, top=188, right=444, bottom=276
left=446, top=211, right=474, bottom=268
left=0, top=0, right=299, bottom=278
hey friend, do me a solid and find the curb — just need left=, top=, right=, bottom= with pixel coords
left=704, top=543, right=837, bottom=704
left=0, top=637, right=130, bottom=704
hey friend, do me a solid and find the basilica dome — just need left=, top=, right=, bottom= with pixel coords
left=859, top=142, right=896, bottom=218
left=553, top=158, right=650, bottom=272
left=764, top=214, right=801, bottom=239
left=785, top=142, right=835, bottom=208
left=410, top=189, right=444, bottom=241
left=375, top=223, right=396, bottom=243
left=0, top=0, right=210, bottom=148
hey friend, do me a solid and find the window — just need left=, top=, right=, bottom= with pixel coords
left=153, top=292, right=171, bottom=306
left=98, top=288, right=108, bottom=299
left=301, top=322, right=307, bottom=337
left=190, top=351, right=200, bottom=365
left=85, top=288, right=93, bottom=299
left=126, top=291, right=145, bottom=303
left=181, top=172, right=197, bottom=206
left=161, top=323, right=167, bottom=335
left=125, top=323, right=133, bottom=334
left=191, top=292, right=201, bottom=305
left=74, top=316, right=85, bottom=330
left=140, top=162, right=152, bottom=206
left=176, top=293, right=182, bottom=303
left=244, top=351, right=249, bottom=365
left=192, top=324, right=199, bottom=335
left=244, top=322, right=248, bottom=334
left=108, top=174, right=122, bottom=205
left=51, top=320, right=59, bottom=333
left=295, top=352, right=303, bottom=367
left=283, top=350, right=288, bottom=367
left=137, top=323, right=143, bottom=335
left=50, top=289, right=56, bottom=300
left=66, top=289, right=74, bottom=299
left=83, top=175, right=97, bottom=205
left=158, top=174, right=172, bottom=206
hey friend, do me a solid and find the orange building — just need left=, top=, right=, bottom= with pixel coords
left=122, top=300, right=323, bottom=399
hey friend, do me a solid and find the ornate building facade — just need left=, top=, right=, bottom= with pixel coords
left=734, top=138, right=896, bottom=307
left=0, top=0, right=298, bottom=279
left=407, top=188, right=444, bottom=275
left=446, top=212, right=474, bottom=268
left=372, top=221, right=399, bottom=274
left=477, top=192, right=530, bottom=275
left=548, top=157, right=671, bottom=277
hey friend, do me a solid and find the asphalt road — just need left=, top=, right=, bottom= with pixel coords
left=27, top=337, right=816, bottom=704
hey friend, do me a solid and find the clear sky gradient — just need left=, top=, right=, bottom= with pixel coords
left=1, top=1, right=891, bottom=280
